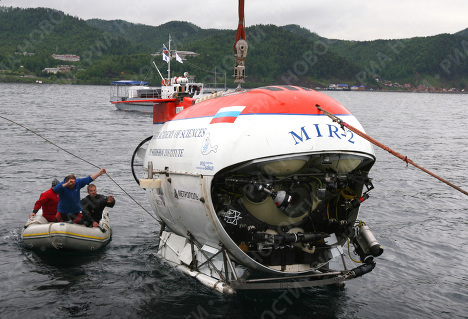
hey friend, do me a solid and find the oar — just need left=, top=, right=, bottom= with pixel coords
left=316, top=104, right=468, bottom=196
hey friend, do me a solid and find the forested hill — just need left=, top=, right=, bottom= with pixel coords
left=285, top=24, right=468, bottom=87
left=86, top=19, right=223, bottom=53
left=0, top=7, right=131, bottom=55
left=1, top=6, right=467, bottom=89
left=455, top=27, right=468, bottom=38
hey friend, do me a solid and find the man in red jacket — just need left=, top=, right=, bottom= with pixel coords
left=30, top=179, right=60, bottom=222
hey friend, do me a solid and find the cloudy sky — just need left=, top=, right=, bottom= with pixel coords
left=2, top=0, right=468, bottom=41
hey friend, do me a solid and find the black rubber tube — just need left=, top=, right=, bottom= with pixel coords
left=131, top=136, right=153, bottom=185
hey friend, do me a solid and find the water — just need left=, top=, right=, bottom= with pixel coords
left=1, top=83, right=467, bottom=318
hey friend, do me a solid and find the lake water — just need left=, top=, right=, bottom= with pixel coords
left=0, top=83, right=467, bottom=318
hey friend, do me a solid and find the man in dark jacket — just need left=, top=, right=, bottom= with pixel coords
left=81, top=184, right=115, bottom=227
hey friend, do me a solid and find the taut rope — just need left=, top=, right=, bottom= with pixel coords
left=1, top=115, right=160, bottom=221
left=315, top=105, right=468, bottom=196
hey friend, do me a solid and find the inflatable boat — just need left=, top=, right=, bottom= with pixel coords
left=22, top=208, right=111, bottom=251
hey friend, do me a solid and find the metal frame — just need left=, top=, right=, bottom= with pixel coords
left=181, top=234, right=353, bottom=291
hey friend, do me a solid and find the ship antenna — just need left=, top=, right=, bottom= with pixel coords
left=168, top=34, right=172, bottom=80
left=233, top=0, right=248, bottom=91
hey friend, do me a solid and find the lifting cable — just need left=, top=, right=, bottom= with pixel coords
left=315, top=105, right=468, bottom=196
left=0, top=115, right=160, bottom=222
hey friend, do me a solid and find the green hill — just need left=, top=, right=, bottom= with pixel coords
left=86, top=19, right=223, bottom=53
left=86, top=21, right=363, bottom=87
left=455, top=27, right=468, bottom=38
left=0, top=7, right=132, bottom=55
left=285, top=26, right=468, bottom=89
left=167, top=24, right=362, bottom=88
left=0, top=7, right=134, bottom=83
left=1, top=6, right=467, bottom=89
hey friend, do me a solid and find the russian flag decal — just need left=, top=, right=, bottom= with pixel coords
left=210, top=106, right=246, bottom=124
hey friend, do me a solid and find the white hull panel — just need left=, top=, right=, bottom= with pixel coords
left=114, top=101, right=154, bottom=113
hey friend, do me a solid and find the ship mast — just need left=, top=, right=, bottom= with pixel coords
left=233, top=0, right=248, bottom=90
left=167, top=35, right=172, bottom=80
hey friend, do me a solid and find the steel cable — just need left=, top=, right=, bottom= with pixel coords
left=0, top=115, right=160, bottom=221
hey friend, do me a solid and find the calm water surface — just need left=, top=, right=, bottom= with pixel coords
left=0, top=83, right=467, bottom=318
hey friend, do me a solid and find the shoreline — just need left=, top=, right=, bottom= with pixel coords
left=1, top=78, right=466, bottom=94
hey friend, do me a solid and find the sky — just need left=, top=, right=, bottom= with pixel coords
left=2, top=0, right=468, bottom=41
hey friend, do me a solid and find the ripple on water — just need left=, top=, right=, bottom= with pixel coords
left=1, top=85, right=467, bottom=318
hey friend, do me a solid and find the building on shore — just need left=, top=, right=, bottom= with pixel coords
left=52, top=54, right=80, bottom=62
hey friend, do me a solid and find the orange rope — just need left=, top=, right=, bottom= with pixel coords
left=316, top=105, right=468, bottom=196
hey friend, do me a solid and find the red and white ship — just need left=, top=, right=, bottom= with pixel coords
left=110, top=37, right=226, bottom=113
